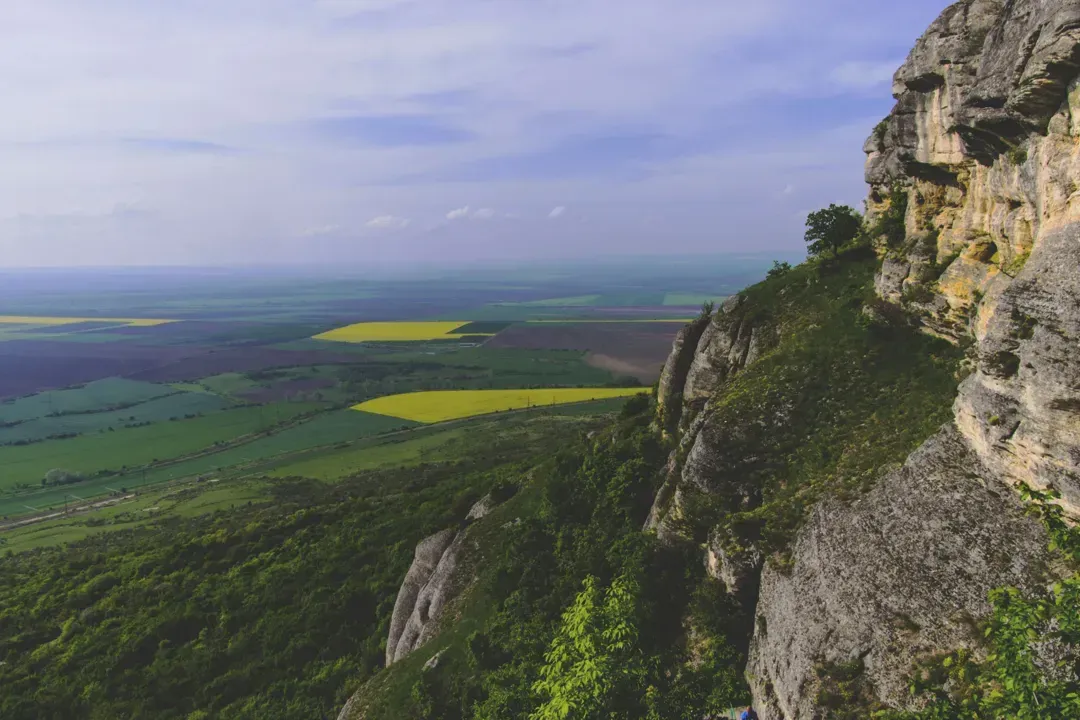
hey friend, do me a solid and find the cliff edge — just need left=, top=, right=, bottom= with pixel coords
left=655, top=2, right=1080, bottom=716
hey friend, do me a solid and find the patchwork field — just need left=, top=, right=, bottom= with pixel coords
left=486, top=322, right=683, bottom=382
left=313, top=321, right=496, bottom=343
left=353, top=387, right=649, bottom=423
left=0, top=377, right=175, bottom=420
left=0, top=402, right=320, bottom=491
left=0, top=259, right=771, bottom=528
left=0, top=392, right=233, bottom=445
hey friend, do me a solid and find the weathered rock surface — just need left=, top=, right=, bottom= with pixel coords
left=954, top=224, right=1080, bottom=514
left=747, top=426, right=1055, bottom=719
left=683, top=295, right=770, bottom=412
left=657, top=314, right=711, bottom=434
left=383, top=495, right=496, bottom=667
left=384, top=529, right=456, bottom=667
left=865, top=0, right=1080, bottom=340
left=647, top=297, right=776, bottom=537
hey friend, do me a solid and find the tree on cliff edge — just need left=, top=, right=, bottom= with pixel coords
left=805, top=204, right=862, bottom=257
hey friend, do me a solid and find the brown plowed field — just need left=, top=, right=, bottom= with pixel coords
left=486, top=323, right=679, bottom=382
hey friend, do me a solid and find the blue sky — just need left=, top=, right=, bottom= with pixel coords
left=0, top=0, right=950, bottom=268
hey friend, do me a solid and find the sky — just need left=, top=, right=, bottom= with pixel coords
left=0, top=0, right=950, bottom=269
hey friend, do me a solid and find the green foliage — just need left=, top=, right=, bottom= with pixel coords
left=816, top=658, right=881, bottom=718
left=805, top=204, right=863, bottom=257
left=1007, top=145, right=1028, bottom=166
left=1002, top=250, right=1031, bottom=278
left=902, top=284, right=937, bottom=305
left=873, top=186, right=909, bottom=250
left=0, top=416, right=600, bottom=720
left=530, top=574, right=644, bottom=719
left=766, top=261, right=792, bottom=279
left=358, top=400, right=749, bottom=720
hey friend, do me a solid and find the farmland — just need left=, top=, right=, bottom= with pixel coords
left=0, top=315, right=176, bottom=327
left=0, top=377, right=175, bottom=419
left=354, top=387, right=650, bottom=423
left=0, top=402, right=320, bottom=491
left=313, top=321, right=495, bottom=343
left=0, top=256, right=774, bottom=532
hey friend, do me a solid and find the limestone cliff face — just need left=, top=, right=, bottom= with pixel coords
left=647, top=295, right=776, bottom=537
left=383, top=496, right=494, bottom=668
left=864, top=0, right=1080, bottom=513
left=653, top=2, right=1080, bottom=716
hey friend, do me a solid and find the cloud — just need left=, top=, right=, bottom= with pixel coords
left=446, top=205, right=472, bottom=220
left=548, top=206, right=566, bottom=218
left=366, top=214, right=410, bottom=229
left=445, top=205, right=496, bottom=220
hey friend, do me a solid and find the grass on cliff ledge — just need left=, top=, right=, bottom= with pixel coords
left=676, top=246, right=964, bottom=559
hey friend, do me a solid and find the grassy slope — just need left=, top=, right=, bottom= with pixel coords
left=674, top=248, right=963, bottom=556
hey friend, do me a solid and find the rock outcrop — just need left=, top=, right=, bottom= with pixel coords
left=651, top=2, right=1080, bottom=716
left=747, top=426, right=1054, bottom=717
left=384, top=495, right=495, bottom=667
left=646, top=297, right=776, bottom=537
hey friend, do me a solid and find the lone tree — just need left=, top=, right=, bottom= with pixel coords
left=805, top=204, right=862, bottom=257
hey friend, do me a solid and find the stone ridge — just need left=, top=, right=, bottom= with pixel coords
left=650, top=2, right=1080, bottom=716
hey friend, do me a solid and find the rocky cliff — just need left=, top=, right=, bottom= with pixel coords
left=655, top=1, right=1080, bottom=716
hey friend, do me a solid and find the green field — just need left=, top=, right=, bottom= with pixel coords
left=116, top=408, right=418, bottom=484
left=270, top=405, right=623, bottom=480
left=0, top=391, right=234, bottom=445
left=0, top=378, right=175, bottom=421
left=508, top=294, right=602, bottom=306
left=0, top=402, right=321, bottom=492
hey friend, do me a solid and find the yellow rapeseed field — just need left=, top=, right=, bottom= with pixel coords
left=0, top=315, right=176, bottom=327
left=353, top=387, right=649, bottom=423
left=313, top=321, right=489, bottom=343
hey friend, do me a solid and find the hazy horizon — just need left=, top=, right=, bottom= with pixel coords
left=2, top=0, right=949, bottom=267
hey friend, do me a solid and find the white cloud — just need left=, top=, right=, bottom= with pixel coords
left=447, top=205, right=495, bottom=220
left=366, top=214, right=410, bottom=229
left=300, top=224, right=341, bottom=237
left=446, top=205, right=472, bottom=220
left=548, top=206, right=566, bottom=218
left=781, top=184, right=794, bottom=195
